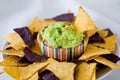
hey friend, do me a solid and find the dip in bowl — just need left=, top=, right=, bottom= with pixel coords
left=37, top=22, right=89, bottom=61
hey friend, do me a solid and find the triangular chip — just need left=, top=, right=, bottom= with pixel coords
left=19, top=61, right=49, bottom=79
left=94, top=57, right=120, bottom=69
left=74, top=7, right=97, bottom=32
left=93, top=34, right=117, bottom=52
left=46, top=58, right=76, bottom=80
left=88, top=29, right=99, bottom=37
left=30, top=39, right=42, bottom=55
left=28, top=72, right=39, bottom=80
left=4, top=32, right=26, bottom=50
left=98, top=30, right=108, bottom=38
left=0, top=56, right=28, bottom=67
left=4, top=67, right=20, bottom=80
left=79, top=44, right=111, bottom=60
left=0, top=49, right=24, bottom=57
left=28, top=17, right=55, bottom=34
left=91, top=68, right=96, bottom=80
left=74, top=62, right=97, bottom=80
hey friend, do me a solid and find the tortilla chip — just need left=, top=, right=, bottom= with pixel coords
left=98, top=30, right=108, bottom=38
left=91, top=68, right=96, bottom=80
left=74, top=7, right=97, bottom=32
left=88, top=29, right=99, bottom=37
left=39, top=70, right=59, bottom=80
left=19, top=60, right=49, bottom=79
left=4, top=67, right=20, bottom=80
left=74, top=62, right=97, bottom=80
left=28, top=17, right=55, bottom=34
left=23, top=47, right=48, bottom=62
left=46, top=58, right=76, bottom=80
left=52, top=13, right=74, bottom=22
left=89, top=32, right=105, bottom=43
left=79, top=44, right=111, bottom=60
left=104, top=28, right=114, bottom=37
left=94, top=57, right=120, bottom=69
left=30, top=39, right=42, bottom=55
left=0, top=49, right=24, bottom=57
left=14, top=27, right=35, bottom=47
left=4, top=32, right=26, bottom=50
left=0, top=56, right=28, bottom=67
left=93, top=34, right=117, bottom=52
left=28, top=72, right=39, bottom=80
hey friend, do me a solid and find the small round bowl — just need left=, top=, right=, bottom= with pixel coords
left=37, top=32, right=89, bottom=61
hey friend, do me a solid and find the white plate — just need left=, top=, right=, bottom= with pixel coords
left=0, top=0, right=120, bottom=80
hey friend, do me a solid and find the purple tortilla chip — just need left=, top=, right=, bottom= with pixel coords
left=52, top=13, right=74, bottom=22
left=89, top=32, right=105, bottom=43
left=18, top=57, right=31, bottom=63
left=39, top=70, right=59, bottom=80
left=104, top=28, right=114, bottom=37
left=33, top=32, right=38, bottom=40
left=23, top=47, right=48, bottom=62
left=14, top=27, right=35, bottom=47
left=101, top=54, right=120, bottom=63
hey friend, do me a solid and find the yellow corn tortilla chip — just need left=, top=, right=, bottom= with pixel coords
left=98, top=30, right=108, bottom=38
left=93, top=34, right=117, bottom=52
left=91, top=68, right=96, bottom=80
left=28, top=17, right=55, bottom=34
left=30, top=39, right=42, bottom=55
left=74, top=7, right=97, bottom=32
left=88, top=29, right=99, bottom=37
left=0, top=49, right=24, bottom=57
left=74, top=62, right=97, bottom=80
left=46, top=58, right=76, bottom=80
left=4, top=32, right=26, bottom=50
left=19, top=61, right=49, bottom=80
left=0, top=56, right=29, bottom=67
left=4, top=60, right=49, bottom=80
left=94, top=56, right=120, bottom=69
left=4, top=67, right=20, bottom=80
left=28, top=72, right=38, bottom=80
left=79, top=44, right=111, bottom=60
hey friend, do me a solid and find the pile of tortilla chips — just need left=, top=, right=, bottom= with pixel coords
left=0, top=6, right=120, bottom=80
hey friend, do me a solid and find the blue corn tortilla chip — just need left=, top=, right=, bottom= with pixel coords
left=104, top=28, right=114, bottom=37
left=89, top=32, right=105, bottom=43
left=23, top=47, right=48, bottom=62
left=101, top=54, right=120, bottom=63
left=52, top=13, right=74, bottom=22
left=14, top=27, right=35, bottom=47
left=33, top=32, right=38, bottom=40
left=39, top=70, right=59, bottom=80
left=18, top=57, right=31, bottom=64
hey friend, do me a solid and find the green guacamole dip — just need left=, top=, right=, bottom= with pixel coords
left=41, top=22, right=84, bottom=48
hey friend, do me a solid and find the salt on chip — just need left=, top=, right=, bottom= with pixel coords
left=0, top=49, right=24, bottom=57
left=79, top=44, right=111, bottom=60
left=74, top=62, right=97, bottom=80
left=4, top=67, right=20, bottom=80
left=46, top=58, right=76, bottom=80
left=94, top=56, right=120, bottom=69
left=4, top=32, right=26, bottom=50
left=28, top=17, right=55, bottom=34
left=28, top=72, right=39, bottom=80
left=93, top=34, right=117, bottom=52
left=74, top=7, right=97, bottom=32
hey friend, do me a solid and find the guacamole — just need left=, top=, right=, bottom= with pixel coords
left=41, top=22, right=84, bottom=48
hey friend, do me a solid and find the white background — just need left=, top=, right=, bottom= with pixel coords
left=0, top=0, right=120, bottom=80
